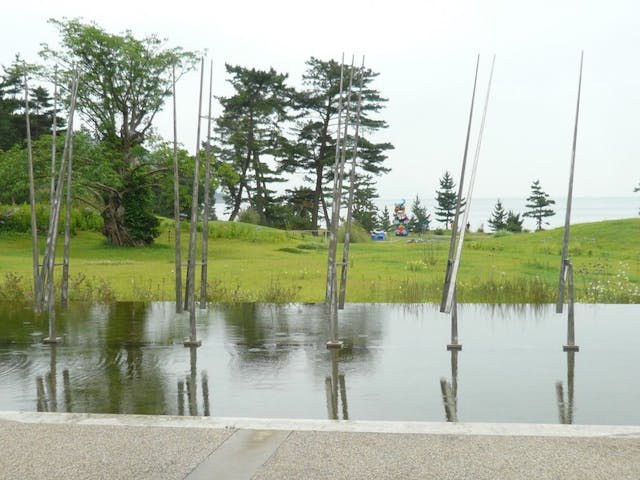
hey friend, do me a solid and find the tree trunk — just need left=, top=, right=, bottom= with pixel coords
left=102, top=193, right=136, bottom=246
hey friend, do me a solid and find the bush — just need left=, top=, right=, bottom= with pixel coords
left=338, top=221, right=370, bottom=243
left=0, top=203, right=103, bottom=234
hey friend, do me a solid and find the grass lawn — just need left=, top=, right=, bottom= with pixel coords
left=0, top=218, right=638, bottom=303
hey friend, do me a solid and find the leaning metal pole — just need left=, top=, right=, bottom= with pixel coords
left=325, top=55, right=345, bottom=306
left=172, top=64, right=183, bottom=313
left=338, top=56, right=365, bottom=309
left=184, top=58, right=205, bottom=347
left=557, top=52, right=583, bottom=312
left=200, top=60, right=214, bottom=309
left=440, top=55, right=480, bottom=315
left=443, top=56, right=495, bottom=316
left=557, top=52, right=583, bottom=352
left=25, top=72, right=42, bottom=312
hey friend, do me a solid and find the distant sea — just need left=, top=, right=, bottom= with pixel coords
left=376, top=196, right=639, bottom=231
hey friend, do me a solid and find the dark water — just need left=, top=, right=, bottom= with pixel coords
left=0, top=302, right=638, bottom=425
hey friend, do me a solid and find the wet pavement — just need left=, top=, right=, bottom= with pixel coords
left=1, top=412, right=639, bottom=480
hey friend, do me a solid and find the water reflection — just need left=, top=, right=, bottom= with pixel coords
left=556, top=351, right=576, bottom=424
left=440, top=349, right=459, bottom=422
left=35, top=345, right=72, bottom=413
left=325, top=349, right=349, bottom=420
left=177, top=346, right=210, bottom=416
left=0, top=302, right=638, bottom=424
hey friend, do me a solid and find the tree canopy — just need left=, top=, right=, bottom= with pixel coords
left=40, top=18, right=198, bottom=246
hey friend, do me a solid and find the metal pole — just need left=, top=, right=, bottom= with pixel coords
left=563, top=261, right=579, bottom=351
left=61, top=98, right=73, bottom=308
left=443, top=55, right=496, bottom=314
left=447, top=289, right=462, bottom=350
left=184, top=58, right=205, bottom=347
left=200, top=60, right=214, bottom=309
left=557, top=51, right=584, bottom=313
left=25, top=72, right=42, bottom=312
left=339, top=56, right=365, bottom=309
left=50, top=66, right=58, bottom=206
left=325, top=55, right=345, bottom=306
left=441, top=55, right=480, bottom=313
left=172, top=64, right=183, bottom=314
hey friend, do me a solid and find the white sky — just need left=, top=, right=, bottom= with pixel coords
left=2, top=0, right=640, bottom=203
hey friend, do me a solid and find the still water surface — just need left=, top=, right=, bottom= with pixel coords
left=0, top=302, right=637, bottom=425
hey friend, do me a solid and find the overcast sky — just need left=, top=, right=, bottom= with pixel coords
left=2, top=0, right=639, bottom=204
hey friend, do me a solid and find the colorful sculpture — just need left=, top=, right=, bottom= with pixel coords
left=394, top=199, right=410, bottom=236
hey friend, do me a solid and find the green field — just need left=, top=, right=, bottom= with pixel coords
left=0, top=218, right=638, bottom=304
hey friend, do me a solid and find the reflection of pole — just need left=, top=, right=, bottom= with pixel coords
left=187, top=345, right=198, bottom=415
left=46, top=345, right=58, bottom=412
left=325, top=350, right=348, bottom=419
left=202, top=371, right=210, bottom=416
left=63, top=369, right=72, bottom=412
left=439, top=378, right=457, bottom=422
left=177, top=380, right=185, bottom=416
left=36, top=376, right=48, bottom=412
left=556, top=351, right=576, bottom=424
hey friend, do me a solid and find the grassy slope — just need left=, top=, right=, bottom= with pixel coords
left=0, top=218, right=638, bottom=303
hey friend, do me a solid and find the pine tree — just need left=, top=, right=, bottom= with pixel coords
left=505, top=210, right=524, bottom=232
left=378, top=206, right=392, bottom=231
left=488, top=199, right=507, bottom=231
left=409, top=194, right=431, bottom=233
left=523, top=179, right=555, bottom=231
left=435, top=171, right=464, bottom=229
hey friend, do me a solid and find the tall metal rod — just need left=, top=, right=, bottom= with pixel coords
left=184, top=57, right=205, bottom=347
left=50, top=65, right=58, bottom=206
left=338, top=56, right=365, bottom=309
left=43, top=72, right=79, bottom=343
left=25, top=72, right=42, bottom=312
left=327, top=56, right=355, bottom=347
left=200, top=60, right=214, bottom=309
left=557, top=51, right=584, bottom=314
left=440, top=55, right=480, bottom=313
left=325, top=54, right=345, bottom=306
left=172, top=64, right=183, bottom=314
left=443, top=55, right=495, bottom=314
left=60, top=104, right=73, bottom=308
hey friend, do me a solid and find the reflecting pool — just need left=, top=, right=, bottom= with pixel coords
left=0, top=302, right=637, bottom=425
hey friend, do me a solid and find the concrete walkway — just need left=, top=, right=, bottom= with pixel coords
left=1, top=412, right=639, bottom=480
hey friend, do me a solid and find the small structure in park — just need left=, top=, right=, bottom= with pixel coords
left=393, top=199, right=410, bottom=236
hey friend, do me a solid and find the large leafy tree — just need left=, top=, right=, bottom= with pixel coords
left=292, top=57, right=393, bottom=230
left=40, top=18, right=197, bottom=246
left=216, top=64, right=293, bottom=224
left=523, top=179, right=555, bottom=231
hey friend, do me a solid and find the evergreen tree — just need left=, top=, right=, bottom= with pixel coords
left=523, top=179, right=555, bottom=230
left=505, top=210, right=524, bottom=232
left=349, top=173, right=380, bottom=232
left=434, top=171, right=464, bottom=229
left=488, top=199, right=507, bottom=231
left=292, top=57, right=392, bottom=230
left=216, top=64, right=293, bottom=225
left=408, top=194, right=431, bottom=233
left=377, top=206, right=392, bottom=232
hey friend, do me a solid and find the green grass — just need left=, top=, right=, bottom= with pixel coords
left=0, top=218, right=638, bottom=304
